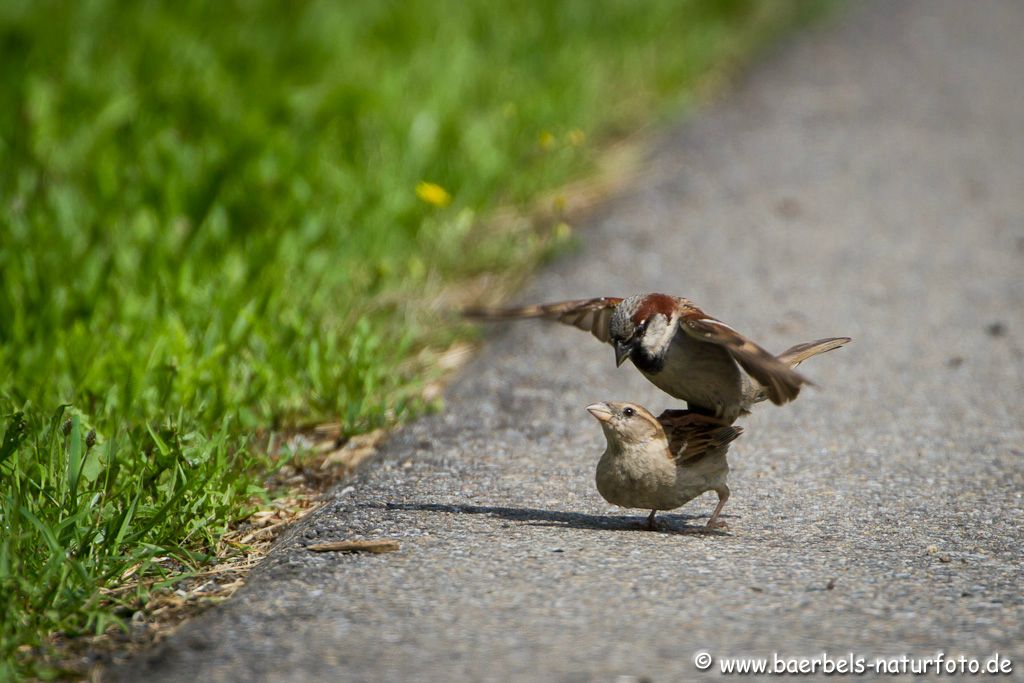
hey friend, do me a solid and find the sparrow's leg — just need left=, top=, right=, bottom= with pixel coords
left=706, top=486, right=730, bottom=529
left=645, top=509, right=658, bottom=531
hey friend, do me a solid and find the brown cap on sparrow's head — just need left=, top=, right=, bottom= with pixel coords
left=609, top=294, right=680, bottom=369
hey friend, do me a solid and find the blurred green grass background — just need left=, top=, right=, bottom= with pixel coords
left=0, top=0, right=826, bottom=675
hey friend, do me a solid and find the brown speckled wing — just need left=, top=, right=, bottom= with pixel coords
left=657, top=409, right=743, bottom=463
left=679, top=316, right=810, bottom=405
left=463, top=297, right=623, bottom=344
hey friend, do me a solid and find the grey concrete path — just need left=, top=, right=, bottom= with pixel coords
left=113, top=1, right=1024, bottom=680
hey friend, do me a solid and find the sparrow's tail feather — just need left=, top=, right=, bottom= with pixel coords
left=777, top=337, right=851, bottom=369
left=746, top=337, right=851, bottom=406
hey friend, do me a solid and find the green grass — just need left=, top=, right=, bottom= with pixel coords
left=0, top=0, right=828, bottom=676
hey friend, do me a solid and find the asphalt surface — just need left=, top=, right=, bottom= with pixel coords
left=113, top=1, right=1024, bottom=680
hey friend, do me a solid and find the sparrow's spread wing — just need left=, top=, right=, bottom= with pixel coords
left=679, top=316, right=810, bottom=405
left=657, top=409, right=743, bottom=463
left=463, top=297, right=623, bottom=344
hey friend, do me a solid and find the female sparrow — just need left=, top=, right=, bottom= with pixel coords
left=466, top=294, right=850, bottom=423
left=586, top=401, right=743, bottom=530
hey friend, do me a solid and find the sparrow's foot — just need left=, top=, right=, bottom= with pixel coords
left=705, top=486, right=730, bottom=529
left=644, top=510, right=659, bottom=531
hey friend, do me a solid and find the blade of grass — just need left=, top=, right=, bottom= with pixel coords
left=67, top=414, right=82, bottom=509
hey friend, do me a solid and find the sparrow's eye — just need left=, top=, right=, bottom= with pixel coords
left=622, top=407, right=635, bottom=418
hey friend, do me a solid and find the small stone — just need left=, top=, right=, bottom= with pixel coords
left=775, top=196, right=802, bottom=220
left=985, top=321, right=1006, bottom=337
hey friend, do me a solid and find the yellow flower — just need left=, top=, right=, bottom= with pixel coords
left=567, top=128, right=586, bottom=146
left=415, top=181, right=452, bottom=207
left=538, top=130, right=555, bottom=150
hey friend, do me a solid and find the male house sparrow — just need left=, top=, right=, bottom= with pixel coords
left=466, top=294, right=850, bottom=423
left=587, top=401, right=743, bottom=530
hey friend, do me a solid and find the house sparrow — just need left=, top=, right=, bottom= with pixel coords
left=586, top=401, right=743, bottom=530
left=465, top=294, right=850, bottom=423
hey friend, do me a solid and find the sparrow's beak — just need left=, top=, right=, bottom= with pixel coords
left=614, top=340, right=632, bottom=367
left=586, top=402, right=614, bottom=423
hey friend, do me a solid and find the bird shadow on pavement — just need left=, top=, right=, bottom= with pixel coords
left=369, top=502, right=730, bottom=536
